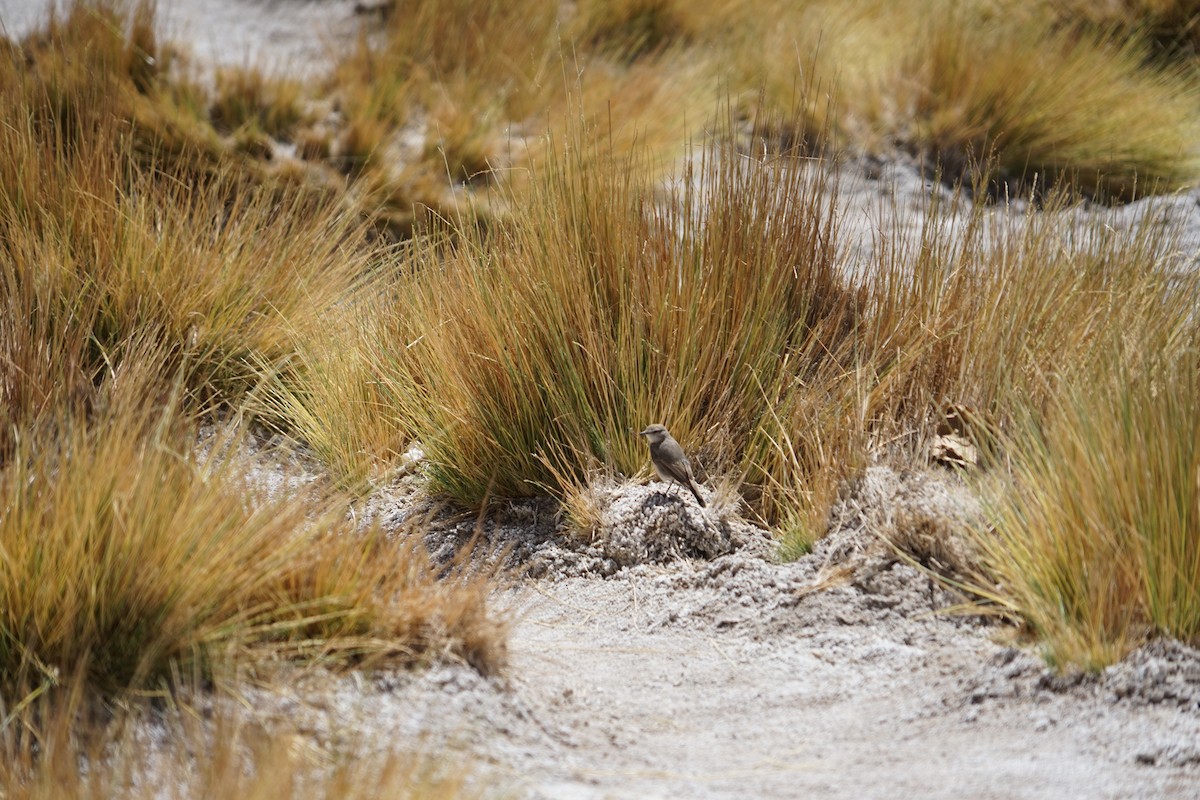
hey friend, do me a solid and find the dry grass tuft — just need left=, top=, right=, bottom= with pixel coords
left=256, top=291, right=412, bottom=492
left=571, top=0, right=701, bottom=60
left=710, top=0, right=1200, bottom=200
left=0, top=1, right=506, bottom=709
left=861, top=188, right=1187, bottom=436
left=970, top=333, right=1200, bottom=671
left=371, top=121, right=856, bottom=532
left=0, top=127, right=368, bottom=443
left=325, top=0, right=719, bottom=226
left=0, top=357, right=505, bottom=701
left=892, top=3, right=1200, bottom=199
left=1040, top=0, right=1200, bottom=60
left=1, top=10, right=371, bottom=442
left=210, top=65, right=304, bottom=139
left=326, top=0, right=559, bottom=215
left=3, top=0, right=227, bottom=177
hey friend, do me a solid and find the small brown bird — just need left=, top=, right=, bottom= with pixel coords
left=638, top=424, right=706, bottom=508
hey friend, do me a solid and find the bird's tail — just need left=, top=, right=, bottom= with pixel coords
left=688, top=481, right=706, bottom=508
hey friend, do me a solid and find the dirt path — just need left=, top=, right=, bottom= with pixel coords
left=110, top=470, right=1200, bottom=799
left=327, top=470, right=1200, bottom=800
left=492, top=557, right=1199, bottom=799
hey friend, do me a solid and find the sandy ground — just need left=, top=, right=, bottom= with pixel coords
left=206, top=425, right=1200, bottom=800
left=493, top=574, right=1199, bottom=799
left=0, top=0, right=364, bottom=74
left=6, top=2, right=1200, bottom=796
left=196, top=463, right=1200, bottom=800
left=206, top=454, right=1200, bottom=800
left=334, top=469, right=1200, bottom=800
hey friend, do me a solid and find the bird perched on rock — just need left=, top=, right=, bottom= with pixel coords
left=638, top=424, right=706, bottom=508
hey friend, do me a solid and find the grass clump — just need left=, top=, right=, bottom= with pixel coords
left=0, top=129, right=368, bottom=445
left=345, top=112, right=1196, bottom=560
left=0, top=1, right=505, bottom=706
left=258, top=292, right=412, bottom=492
left=0, top=359, right=503, bottom=701
left=371, top=124, right=856, bottom=528
left=972, top=339, right=1200, bottom=670
left=1041, top=0, right=1200, bottom=60
left=6, top=0, right=1200, bottom=692
left=860, top=188, right=1200, bottom=670
left=327, top=0, right=559, bottom=212
left=571, top=0, right=700, bottom=60
left=709, top=0, right=1200, bottom=201
left=2, top=0, right=225, bottom=179
left=209, top=64, right=305, bottom=139
left=0, top=1, right=370, bottom=443
left=326, top=0, right=718, bottom=227
left=749, top=179, right=1192, bottom=555
left=861, top=187, right=1186, bottom=436
left=318, top=0, right=1200, bottom=222
left=893, top=3, right=1200, bottom=199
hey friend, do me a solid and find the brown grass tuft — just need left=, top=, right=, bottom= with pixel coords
left=0, top=355, right=505, bottom=699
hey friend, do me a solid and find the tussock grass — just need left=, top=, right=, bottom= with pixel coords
left=716, top=0, right=873, bottom=146
left=541, top=52, right=718, bottom=170
left=1041, top=0, right=1200, bottom=59
left=1, top=3, right=371, bottom=443
left=0, top=360, right=503, bottom=701
left=891, top=3, right=1200, bottom=199
left=0, top=123, right=368, bottom=446
left=0, top=1, right=505, bottom=709
left=0, top=359, right=503, bottom=700
left=860, top=188, right=1190, bottom=439
left=748, top=175, right=1194, bottom=555
left=346, top=109, right=1197, bottom=566
left=325, top=0, right=719, bottom=227
left=328, top=0, right=559, bottom=206
left=3, top=0, right=225, bottom=178
left=25, top=0, right=1197, bottom=229
left=257, top=293, right=411, bottom=491
left=373, top=124, right=856, bottom=523
left=571, top=0, right=701, bottom=60
left=972, top=336, right=1200, bottom=670
left=210, top=64, right=304, bottom=139
left=744, top=345, right=867, bottom=558
left=861, top=188, right=1200, bottom=670
left=710, top=0, right=1200, bottom=200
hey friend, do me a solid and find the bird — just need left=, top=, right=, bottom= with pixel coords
left=638, top=424, right=706, bottom=508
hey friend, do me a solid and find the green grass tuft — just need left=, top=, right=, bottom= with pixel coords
left=971, top=334, right=1200, bottom=670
